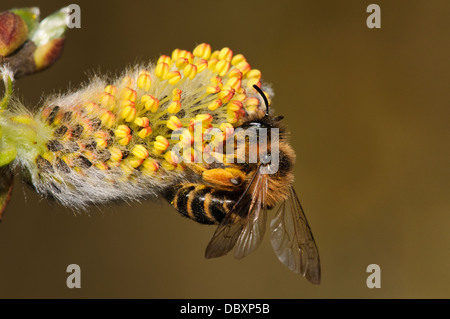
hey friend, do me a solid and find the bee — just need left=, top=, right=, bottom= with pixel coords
left=165, top=85, right=321, bottom=285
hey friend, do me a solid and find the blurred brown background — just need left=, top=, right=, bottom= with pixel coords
left=0, top=0, right=448, bottom=298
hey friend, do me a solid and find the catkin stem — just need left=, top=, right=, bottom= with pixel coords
left=0, top=75, right=13, bottom=110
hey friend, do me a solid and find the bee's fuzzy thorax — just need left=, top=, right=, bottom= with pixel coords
left=2, top=44, right=274, bottom=208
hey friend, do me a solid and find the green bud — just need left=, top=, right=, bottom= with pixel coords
left=30, top=7, right=67, bottom=47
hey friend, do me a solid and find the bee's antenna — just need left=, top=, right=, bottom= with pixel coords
left=252, top=84, right=269, bottom=116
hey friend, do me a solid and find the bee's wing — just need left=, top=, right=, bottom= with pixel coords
left=270, top=187, right=321, bottom=284
left=205, top=165, right=268, bottom=259
left=234, top=172, right=268, bottom=259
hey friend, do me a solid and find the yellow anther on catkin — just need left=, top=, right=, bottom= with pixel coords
left=167, top=101, right=181, bottom=114
left=164, top=151, right=178, bottom=166
left=134, top=117, right=150, bottom=128
left=246, top=77, right=261, bottom=89
left=244, top=97, right=260, bottom=108
left=142, top=158, right=159, bottom=173
left=166, top=71, right=182, bottom=85
left=226, top=77, right=241, bottom=90
left=208, top=99, right=222, bottom=111
left=171, top=49, right=182, bottom=61
left=154, top=135, right=169, bottom=152
left=182, top=51, right=194, bottom=63
left=161, top=161, right=176, bottom=171
left=182, top=148, right=197, bottom=163
left=195, top=113, right=213, bottom=123
left=120, top=87, right=137, bottom=102
left=218, top=86, right=235, bottom=103
left=195, top=59, right=208, bottom=73
left=227, top=112, right=238, bottom=124
left=85, top=102, right=100, bottom=114
left=130, top=157, right=144, bottom=168
left=207, top=58, right=219, bottom=71
left=179, top=130, right=194, bottom=146
left=120, top=100, right=137, bottom=122
left=220, top=122, right=234, bottom=137
left=231, top=54, right=246, bottom=66
left=96, top=138, right=108, bottom=150
left=137, top=72, right=151, bottom=91
left=100, top=92, right=116, bottom=111
left=94, top=130, right=108, bottom=140
left=215, top=60, right=231, bottom=77
left=100, top=111, right=116, bottom=128
left=157, top=55, right=172, bottom=65
left=210, top=50, right=220, bottom=60
left=227, top=100, right=243, bottom=112
left=115, top=125, right=131, bottom=138
left=141, top=94, right=159, bottom=112
left=172, top=88, right=182, bottom=101
left=138, top=127, right=152, bottom=139
left=155, top=62, right=169, bottom=79
left=234, top=61, right=251, bottom=75
left=109, top=147, right=123, bottom=162
left=175, top=57, right=189, bottom=70
left=246, top=69, right=262, bottom=80
left=167, top=116, right=182, bottom=131
left=206, top=85, right=221, bottom=94
left=118, top=135, right=132, bottom=146
left=104, top=85, right=117, bottom=96
left=132, top=145, right=149, bottom=160
left=235, top=89, right=247, bottom=102
left=210, top=76, right=223, bottom=87
left=218, top=47, right=233, bottom=61
left=183, top=64, right=197, bottom=79
left=193, top=43, right=211, bottom=60
left=228, top=68, right=243, bottom=79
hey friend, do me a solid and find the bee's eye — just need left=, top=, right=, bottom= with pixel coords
left=261, top=153, right=271, bottom=165
left=230, top=176, right=242, bottom=185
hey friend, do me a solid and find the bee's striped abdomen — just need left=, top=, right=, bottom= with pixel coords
left=165, top=184, right=237, bottom=225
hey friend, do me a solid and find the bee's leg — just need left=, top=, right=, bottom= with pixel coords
left=202, top=168, right=246, bottom=188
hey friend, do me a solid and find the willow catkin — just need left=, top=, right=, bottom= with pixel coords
left=1, top=44, right=272, bottom=209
